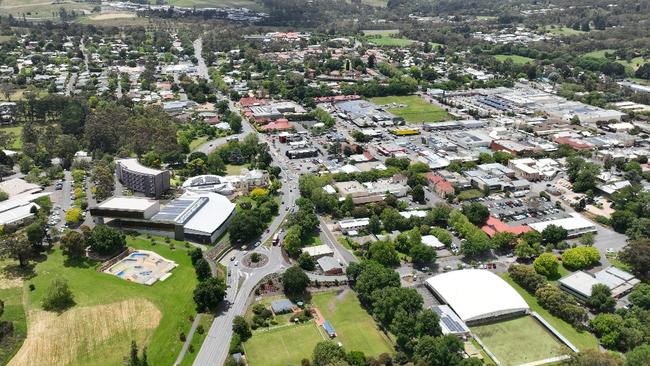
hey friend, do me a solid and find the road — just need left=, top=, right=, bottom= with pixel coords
left=193, top=37, right=209, bottom=80
left=191, top=53, right=300, bottom=364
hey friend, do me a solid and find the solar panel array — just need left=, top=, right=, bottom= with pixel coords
left=151, top=197, right=207, bottom=224
left=442, top=316, right=466, bottom=333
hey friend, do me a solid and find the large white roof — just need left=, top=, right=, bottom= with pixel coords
left=528, top=213, right=595, bottom=233
left=181, top=192, right=235, bottom=235
left=426, top=269, right=529, bottom=323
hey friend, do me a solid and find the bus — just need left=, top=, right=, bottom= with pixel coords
left=272, top=233, right=281, bottom=246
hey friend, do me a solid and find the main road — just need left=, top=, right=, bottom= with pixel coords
left=191, top=37, right=304, bottom=366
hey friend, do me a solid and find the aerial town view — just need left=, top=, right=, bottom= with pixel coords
left=0, top=1, right=649, bottom=366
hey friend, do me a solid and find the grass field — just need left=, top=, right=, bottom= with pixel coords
left=178, top=314, right=214, bottom=366
left=6, top=236, right=198, bottom=366
left=472, top=316, right=568, bottom=366
left=494, top=54, right=535, bottom=65
left=545, top=26, right=586, bottom=36
left=244, top=290, right=393, bottom=365
left=369, top=35, right=415, bottom=47
left=457, top=189, right=483, bottom=201
left=226, top=164, right=244, bottom=175
left=0, top=125, right=23, bottom=150
left=0, top=285, right=27, bottom=365
left=0, top=0, right=95, bottom=20
left=370, top=95, right=450, bottom=123
left=312, top=290, right=393, bottom=356
left=244, top=322, right=325, bottom=366
left=362, top=29, right=399, bottom=36
left=501, top=274, right=599, bottom=351
left=583, top=49, right=648, bottom=72
left=189, top=136, right=209, bottom=151
left=157, top=0, right=263, bottom=10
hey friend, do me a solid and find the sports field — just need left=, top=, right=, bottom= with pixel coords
left=501, top=274, right=599, bottom=351
left=494, top=54, right=535, bottom=65
left=7, top=235, right=198, bottom=366
left=244, top=322, right=325, bottom=366
left=545, top=26, right=585, bottom=36
left=471, top=316, right=568, bottom=366
left=370, top=95, right=450, bottom=123
left=244, top=289, right=393, bottom=365
left=369, top=35, right=415, bottom=47
left=312, top=290, right=393, bottom=356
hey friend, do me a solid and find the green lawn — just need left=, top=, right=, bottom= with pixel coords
left=244, top=290, right=393, bottom=365
left=226, top=164, right=245, bottom=175
left=501, top=274, right=599, bottom=351
left=583, top=49, right=647, bottom=72
left=370, top=95, right=450, bottom=123
left=545, top=26, right=585, bottom=36
left=472, top=316, right=568, bottom=366
left=244, top=322, right=325, bottom=366
left=312, top=290, right=393, bottom=357
left=362, top=29, right=399, bottom=36
left=0, top=286, right=27, bottom=365
left=0, top=125, right=23, bottom=150
left=494, top=54, right=535, bottom=65
left=304, top=234, right=322, bottom=247
left=189, top=136, right=209, bottom=151
left=178, top=314, right=214, bottom=366
left=457, top=189, right=483, bottom=201
left=369, top=36, right=416, bottom=47
left=11, top=235, right=198, bottom=366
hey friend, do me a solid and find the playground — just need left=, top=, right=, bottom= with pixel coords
left=105, top=250, right=177, bottom=285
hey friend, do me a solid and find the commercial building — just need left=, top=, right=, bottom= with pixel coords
left=0, top=192, right=50, bottom=227
left=90, top=192, right=236, bottom=243
left=432, top=305, right=471, bottom=337
left=422, top=235, right=445, bottom=249
left=286, top=148, right=319, bottom=159
left=334, top=177, right=408, bottom=205
left=116, top=158, right=170, bottom=199
left=508, top=158, right=560, bottom=181
left=425, top=269, right=530, bottom=325
left=317, top=256, right=344, bottom=275
left=302, top=244, right=335, bottom=259
left=559, top=267, right=640, bottom=302
left=0, top=178, right=42, bottom=197
left=182, top=170, right=269, bottom=196
left=481, top=216, right=532, bottom=237
left=338, top=218, right=370, bottom=234
left=528, top=213, right=597, bottom=238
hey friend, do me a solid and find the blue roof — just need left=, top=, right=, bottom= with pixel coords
left=322, top=320, right=336, bottom=337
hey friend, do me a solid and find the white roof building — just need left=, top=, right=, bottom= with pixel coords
left=422, top=235, right=445, bottom=249
left=425, top=269, right=530, bottom=324
left=528, top=213, right=597, bottom=237
left=0, top=178, right=42, bottom=197
left=303, top=244, right=334, bottom=258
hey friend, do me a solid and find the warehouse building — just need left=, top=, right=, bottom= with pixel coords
left=425, top=269, right=530, bottom=325
left=528, top=213, right=597, bottom=238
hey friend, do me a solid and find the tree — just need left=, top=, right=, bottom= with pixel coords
left=541, top=224, right=568, bottom=245
left=282, top=225, right=303, bottom=258
left=42, top=278, right=75, bottom=312
left=194, top=258, right=211, bottom=282
left=561, top=246, right=600, bottom=270
left=367, top=241, right=400, bottom=267
left=25, top=222, right=45, bottom=248
left=193, top=276, right=227, bottom=312
left=298, top=252, right=315, bottom=271
left=282, top=266, right=310, bottom=296
left=462, top=202, right=489, bottom=226
left=619, top=240, right=650, bottom=279
left=568, top=349, right=620, bottom=366
left=351, top=261, right=400, bottom=304
left=414, top=335, right=465, bottom=366
left=65, top=207, right=83, bottom=224
left=188, top=247, right=203, bottom=266
left=87, top=225, right=126, bottom=255
left=367, top=215, right=381, bottom=234
left=232, top=315, right=252, bottom=341
left=312, top=341, right=346, bottom=366
left=590, top=313, right=625, bottom=349
left=411, top=184, right=425, bottom=204
left=629, top=283, right=650, bottom=310
left=60, top=230, right=86, bottom=258
left=533, top=253, right=560, bottom=278
left=491, top=231, right=516, bottom=251
left=626, top=344, right=650, bottom=366
left=0, top=234, right=32, bottom=267
left=579, top=232, right=595, bottom=246
left=125, top=340, right=149, bottom=366
left=588, top=284, right=616, bottom=313
left=508, top=264, right=547, bottom=293
left=371, top=286, right=423, bottom=326
left=410, top=244, right=436, bottom=267
left=228, top=211, right=262, bottom=243
left=416, top=308, right=442, bottom=337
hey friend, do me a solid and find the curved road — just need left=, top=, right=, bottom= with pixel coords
left=191, top=37, right=302, bottom=366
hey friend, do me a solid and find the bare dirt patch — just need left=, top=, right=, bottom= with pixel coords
left=8, top=299, right=161, bottom=366
left=88, top=13, right=136, bottom=21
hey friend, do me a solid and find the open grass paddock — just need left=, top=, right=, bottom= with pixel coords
left=5, top=236, right=197, bottom=366
left=494, top=54, right=535, bottom=65
left=370, top=95, right=450, bottom=123
left=244, top=289, right=393, bottom=365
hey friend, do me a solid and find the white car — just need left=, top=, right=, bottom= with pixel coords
left=606, top=248, right=616, bottom=254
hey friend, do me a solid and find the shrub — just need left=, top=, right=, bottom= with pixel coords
left=42, top=278, right=75, bottom=312
left=535, top=284, right=587, bottom=326
left=508, top=264, right=547, bottom=292
left=562, top=246, right=600, bottom=270
left=533, top=253, right=560, bottom=278
left=197, top=324, right=205, bottom=335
